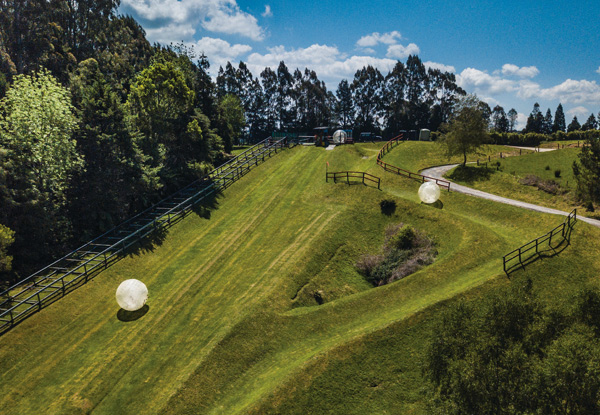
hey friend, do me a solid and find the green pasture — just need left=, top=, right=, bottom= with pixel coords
left=383, top=140, right=531, bottom=172
left=448, top=148, right=589, bottom=216
left=1, top=143, right=599, bottom=414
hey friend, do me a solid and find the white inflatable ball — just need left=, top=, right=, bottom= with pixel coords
left=418, top=181, right=441, bottom=204
left=116, top=279, right=148, bottom=311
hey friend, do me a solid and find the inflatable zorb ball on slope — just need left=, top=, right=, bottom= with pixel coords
left=418, top=181, right=441, bottom=204
left=116, top=279, right=148, bottom=311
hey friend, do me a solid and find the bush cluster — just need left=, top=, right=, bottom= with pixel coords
left=356, top=224, right=436, bottom=286
left=425, top=281, right=600, bottom=414
left=519, top=174, right=565, bottom=195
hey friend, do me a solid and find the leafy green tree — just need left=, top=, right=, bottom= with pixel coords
left=294, top=68, right=331, bottom=131
left=335, top=79, right=354, bottom=129
left=260, top=67, right=278, bottom=133
left=0, top=223, right=14, bottom=279
left=553, top=103, right=566, bottom=132
left=68, top=59, right=156, bottom=239
left=351, top=65, right=384, bottom=133
left=441, top=95, right=488, bottom=166
left=568, top=115, right=581, bottom=132
left=491, top=105, right=509, bottom=132
left=426, top=282, right=600, bottom=414
left=405, top=55, right=430, bottom=129
left=507, top=108, right=518, bottom=132
left=216, top=94, right=245, bottom=153
left=573, top=135, right=600, bottom=204
left=582, top=113, right=598, bottom=131
left=0, top=69, right=82, bottom=272
left=426, top=68, right=465, bottom=131
left=126, top=60, right=194, bottom=168
left=383, top=61, right=407, bottom=134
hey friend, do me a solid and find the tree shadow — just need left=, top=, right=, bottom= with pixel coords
left=447, top=165, right=494, bottom=185
left=380, top=199, right=397, bottom=216
left=191, top=191, right=221, bottom=220
left=117, top=304, right=149, bottom=322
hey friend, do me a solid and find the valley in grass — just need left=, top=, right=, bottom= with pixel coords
left=1, top=143, right=599, bottom=414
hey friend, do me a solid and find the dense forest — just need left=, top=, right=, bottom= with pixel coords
left=0, top=1, right=599, bottom=285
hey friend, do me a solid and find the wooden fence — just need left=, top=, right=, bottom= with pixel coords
left=376, top=134, right=451, bottom=191
left=326, top=171, right=381, bottom=189
left=503, top=209, right=577, bottom=275
left=0, top=137, right=292, bottom=335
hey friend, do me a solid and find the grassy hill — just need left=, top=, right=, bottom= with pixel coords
left=1, top=143, right=599, bottom=414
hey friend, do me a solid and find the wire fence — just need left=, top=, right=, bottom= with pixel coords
left=376, top=134, right=451, bottom=191
left=503, top=209, right=577, bottom=275
left=326, top=171, right=381, bottom=189
left=0, top=137, right=292, bottom=335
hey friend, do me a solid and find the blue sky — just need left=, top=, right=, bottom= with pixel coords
left=120, top=0, right=600, bottom=128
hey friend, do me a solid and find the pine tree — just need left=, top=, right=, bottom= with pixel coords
left=582, top=114, right=598, bottom=131
left=351, top=65, right=384, bottom=134
left=542, top=109, right=553, bottom=135
left=525, top=103, right=543, bottom=133
left=553, top=103, right=566, bottom=132
left=568, top=116, right=581, bottom=132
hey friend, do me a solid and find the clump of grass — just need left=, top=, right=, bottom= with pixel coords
left=519, top=174, right=565, bottom=195
left=554, top=169, right=561, bottom=178
left=356, top=223, right=437, bottom=287
left=545, top=165, right=551, bottom=171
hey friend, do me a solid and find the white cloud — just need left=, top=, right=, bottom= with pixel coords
left=386, top=43, right=420, bottom=59
left=516, top=113, right=527, bottom=129
left=245, top=44, right=397, bottom=84
left=356, top=31, right=402, bottom=47
left=194, top=37, right=252, bottom=68
left=518, top=79, right=600, bottom=105
left=596, top=66, right=600, bottom=74
left=145, top=23, right=196, bottom=44
left=424, top=61, right=456, bottom=73
left=457, top=68, right=517, bottom=95
left=122, top=0, right=265, bottom=41
left=262, top=5, right=272, bottom=17
left=362, top=48, right=376, bottom=55
left=501, top=63, right=539, bottom=78
left=566, top=106, right=589, bottom=118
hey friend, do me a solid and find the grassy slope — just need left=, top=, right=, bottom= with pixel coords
left=448, top=148, right=592, bottom=215
left=0, top=143, right=598, bottom=414
left=383, top=141, right=530, bottom=172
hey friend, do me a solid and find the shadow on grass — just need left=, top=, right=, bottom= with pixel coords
left=422, top=199, right=444, bottom=209
left=117, top=304, right=150, bottom=322
left=505, top=234, right=572, bottom=277
left=447, top=165, right=495, bottom=185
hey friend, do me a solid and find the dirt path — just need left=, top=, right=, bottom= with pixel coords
left=420, top=163, right=600, bottom=229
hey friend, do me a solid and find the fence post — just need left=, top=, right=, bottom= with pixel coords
left=347, top=171, right=350, bottom=184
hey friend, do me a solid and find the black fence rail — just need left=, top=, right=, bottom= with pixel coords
left=376, top=134, right=451, bottom=191
left=503, top=209, right=577, bottom=275
left=0, top=137, right=291, bottom=335
left=326, top=171, right=381, bottom=189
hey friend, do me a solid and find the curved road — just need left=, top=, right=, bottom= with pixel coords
left=420, top=163, right=600, bottom=228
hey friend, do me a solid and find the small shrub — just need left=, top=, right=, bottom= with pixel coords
left=379, top=199, right=396, bottom=216
left=545, top=165, right=551, bottom=171
left=356, top=224, right=436, bottom=287
left=554, top=169, right=561, bottom=178
left=388, top=225, right=416, bottom=250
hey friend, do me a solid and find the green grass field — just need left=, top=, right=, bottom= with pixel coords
left=1, top=143, right=599, bottom=414
left=382, top=140, right=531, bottom=172
left=447, top=147, right=594, bottom=216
